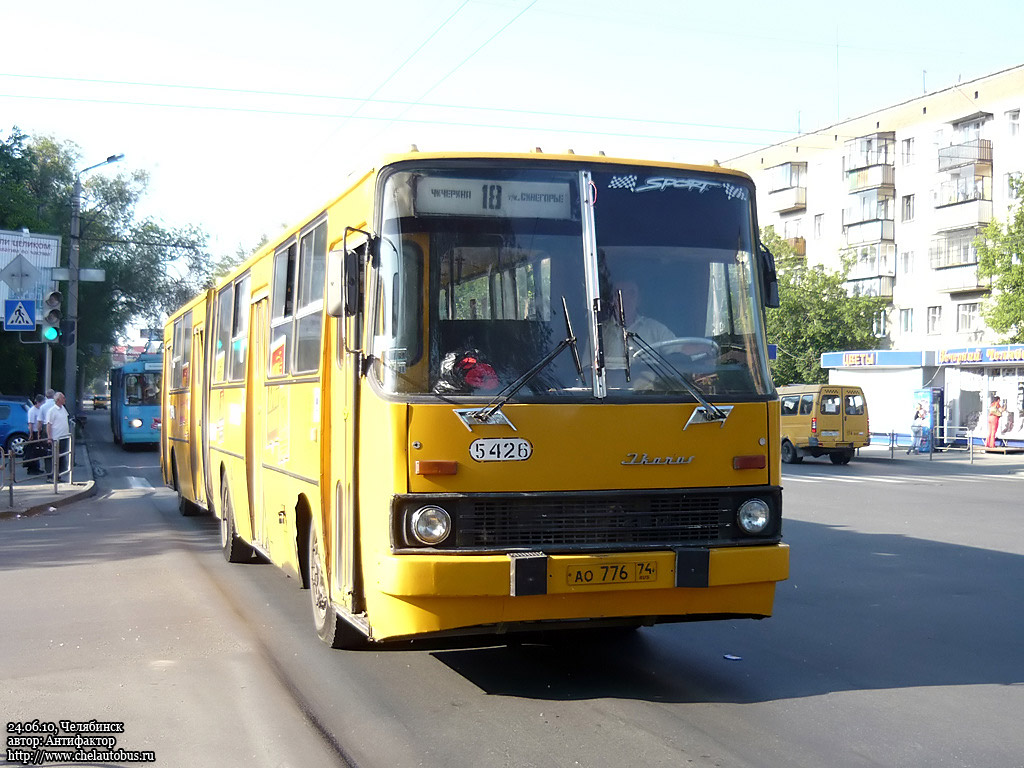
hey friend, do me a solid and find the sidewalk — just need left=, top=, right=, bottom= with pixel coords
left=0, top=439, right=96, bottom=519
left=858, top=441, right=1024, bottom=473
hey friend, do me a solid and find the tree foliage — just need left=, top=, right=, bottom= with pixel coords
left=976, top=178, right=1024, bottom=343
left=0, top=127, right=216, bottom=396
left=763, top=227, right=885, bottom=386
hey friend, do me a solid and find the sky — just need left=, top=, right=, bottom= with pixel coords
left=3, top=0, right=1024, bottom=259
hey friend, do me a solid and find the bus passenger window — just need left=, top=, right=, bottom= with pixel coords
left=799, top=395, right=814, bottom=415
left=781, top=396, right=798, bottom=415
left=295, top=222, right=326, bottom=373
left=270, top=243, right=296, bottom=376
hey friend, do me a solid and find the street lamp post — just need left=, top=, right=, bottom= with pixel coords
left=66, top=153, right=123, bottom=416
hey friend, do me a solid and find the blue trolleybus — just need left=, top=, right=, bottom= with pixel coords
left=110, top=350, right=163, bottom=447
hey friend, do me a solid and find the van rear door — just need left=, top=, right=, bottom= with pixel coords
left=817, top=387, right=844, bottom=445
left=842, top=387, right=869, bottom=446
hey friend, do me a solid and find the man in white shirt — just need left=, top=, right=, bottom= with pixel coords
left=45, top=391, right=71, bottom=480
left=26, top=394, right=44, bottom=475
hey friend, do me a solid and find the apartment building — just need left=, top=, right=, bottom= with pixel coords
left=727, top=64, right=1024, bottom=445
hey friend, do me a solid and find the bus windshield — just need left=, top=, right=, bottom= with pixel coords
left=374, top=164, right=771, bottom=401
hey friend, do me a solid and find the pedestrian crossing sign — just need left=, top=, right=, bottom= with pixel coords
left=4, top=299, right=36, bottom=331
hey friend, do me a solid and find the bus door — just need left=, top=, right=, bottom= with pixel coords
left=247, top=297, right=269, bottom=548
left=817, top=387, right=845, bottom=443
left=190, top=323, right=207, bottom=507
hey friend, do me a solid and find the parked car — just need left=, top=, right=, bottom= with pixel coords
left=0, top=400, right=30, bottom=457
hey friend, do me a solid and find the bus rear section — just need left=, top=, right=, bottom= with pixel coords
left=313, top=155, right=788, bottom=645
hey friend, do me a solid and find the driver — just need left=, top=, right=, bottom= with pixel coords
left=603, top=279, right=674, bottom=368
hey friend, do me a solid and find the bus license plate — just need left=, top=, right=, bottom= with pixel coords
left=566, top=561, right=657, bottom=587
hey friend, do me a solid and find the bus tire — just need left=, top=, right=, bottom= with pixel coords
left=780, top=440, right=802, bottom=464
left=172, top=458, right=198, bottom=517
left=220, top=481, right=253, bottom=563
left=309, top=524, right=364, bottom=649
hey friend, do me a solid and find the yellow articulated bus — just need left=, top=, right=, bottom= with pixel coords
left=162, top=149, right=789, bottom=648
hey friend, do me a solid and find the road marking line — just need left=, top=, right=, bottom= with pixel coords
left=126, top=476, right=152, bottom=489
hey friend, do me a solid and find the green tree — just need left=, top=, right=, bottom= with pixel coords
left=976, top=178, right=1024, bottom=343
left=0, top=128, right=216, bottom=397
left=762, top=227, right=885, bottom=385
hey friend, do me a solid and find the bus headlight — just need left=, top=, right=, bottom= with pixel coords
left=737, top=498, right=771, bottom=535
left=129, top=418, right=143, bottom=428
left=409, top=505, right=451, bottom=545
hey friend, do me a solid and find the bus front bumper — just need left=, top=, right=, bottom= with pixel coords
left=377, top=543, right=789, bottom=598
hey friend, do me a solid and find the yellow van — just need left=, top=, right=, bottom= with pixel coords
left=778, top=384, right=869, bottom=465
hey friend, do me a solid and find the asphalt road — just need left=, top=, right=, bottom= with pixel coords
left=2, top=420, right=1022, bottom=768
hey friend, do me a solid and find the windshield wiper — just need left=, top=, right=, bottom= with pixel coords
left=626, top=332, right=729, bottom=421
left=472, top=297, right=584, bottom=423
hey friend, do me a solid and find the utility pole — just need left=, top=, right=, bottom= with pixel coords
left=66, top=153, right=123, bottom=416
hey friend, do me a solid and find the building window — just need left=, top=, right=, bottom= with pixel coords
left=872, top=310, right=888, bottom=338
left=1008, top=109, right=1020, bottom=137
left=902, top=194, right=915, bottom=222
left=900, top=308, right=913, bottom=334
left=900, top=251, right=914, bottom=275
left=1008, top=172, right=1022, bottom=200
left=814, top=213, right=823, bottom=240
left=927, top=306, right=942, bottom=334
left=902, top=137, right=915, bottom=165
left=957, top=302, right=980, bottom=333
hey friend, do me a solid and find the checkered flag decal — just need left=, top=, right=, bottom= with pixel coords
left=607, top=175, right=637, bottom=191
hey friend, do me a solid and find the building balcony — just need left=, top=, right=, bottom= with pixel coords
left=845, top=275, right=895, bottom=298
left=844, top=132, right=895, bottom=172
left=937, top=139, right=992, bottom=172
left=929, top=228, right=980, bottom=269
left=768, top=186, right=806, bottom=214
left=844, top=219, right=895, bottom=246
left=847, top=164, right=895, bottom=192
left=933, top=198, right=993, bottom=232
left=785, top=236, right=806, bottom=256
left=931, top=263, right=992, bottom=294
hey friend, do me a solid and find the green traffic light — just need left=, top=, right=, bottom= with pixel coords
left=42, top=326, right=59, bottom=342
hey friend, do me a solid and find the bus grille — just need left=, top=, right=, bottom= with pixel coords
left=454, top=494, right=728, bottom=549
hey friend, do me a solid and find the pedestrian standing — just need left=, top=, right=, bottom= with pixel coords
left=908, top=404, right=927, bottom=454
left=985, top=395, right=1006, bottom=448
left=45, top=391, right=71, bottom=480
left=39, top=389, right=56, bottom=473
left=25, top=394, right=44, bottom=474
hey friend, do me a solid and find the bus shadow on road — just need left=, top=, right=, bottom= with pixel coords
left=432, top=518, right=1024, bottom=703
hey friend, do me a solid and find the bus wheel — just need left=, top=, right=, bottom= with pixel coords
left=173, top=459, right=197, bottom=517
left=780, top=440, right=802, bottom=464
left=220, top=482, right=253, bottom=563
left=309, top=525, right=364, bottom=649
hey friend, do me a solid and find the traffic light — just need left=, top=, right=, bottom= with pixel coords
left=60, top=319, right=77, bottom=347
left=40, top=291, right=62, bottom=343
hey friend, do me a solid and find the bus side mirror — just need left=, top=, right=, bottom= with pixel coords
left=327, top=248, right=347, bottom=317
left=760, top=244, right=780, bottom=308
left=327, top=231, right=366, bottom=318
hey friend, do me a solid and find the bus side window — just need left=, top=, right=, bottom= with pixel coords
left=799, top=395, right=814, bottom=415
left=781, top=395, right=798, bottom=415
left=295, top=222, right=327, bottom=374
left=270, top=242, right=297, bottom=377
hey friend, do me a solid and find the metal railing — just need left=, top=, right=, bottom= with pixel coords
left=869, top=428, right=977, bottom=463
left=4, top=434, right=77, bottom=508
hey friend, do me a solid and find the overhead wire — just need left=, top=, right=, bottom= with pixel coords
left=0, top=90, right=800, bottom=148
